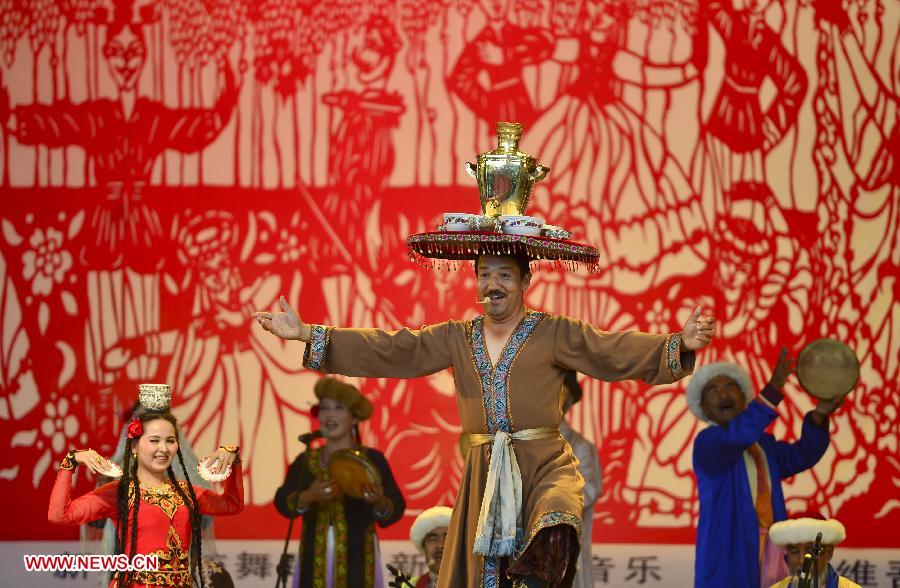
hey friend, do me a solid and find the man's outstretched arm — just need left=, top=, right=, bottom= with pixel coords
left=253, top=295, right=453, bottom=378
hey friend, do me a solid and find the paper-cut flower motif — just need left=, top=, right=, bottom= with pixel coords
left=40, top=397, right=80, bottom=455
left=21, top=228, right=73, bottom=297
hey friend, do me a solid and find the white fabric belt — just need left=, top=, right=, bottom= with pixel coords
left=468, top=426, right=561, bottom=557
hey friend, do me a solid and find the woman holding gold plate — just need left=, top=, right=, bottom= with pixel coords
left=47, top=384, right=244, bottom=588
left=274, top=377, right=405, bottom=588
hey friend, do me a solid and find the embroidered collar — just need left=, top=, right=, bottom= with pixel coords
left=139, top=480, right=174, bottom=495
left=469, top=310, right=546, bottom=433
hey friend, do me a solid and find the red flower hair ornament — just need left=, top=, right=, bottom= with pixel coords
left=126, top=418, right=143, bottom=439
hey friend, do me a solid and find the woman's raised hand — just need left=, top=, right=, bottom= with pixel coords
left=74, top=449, right=116, bottom=476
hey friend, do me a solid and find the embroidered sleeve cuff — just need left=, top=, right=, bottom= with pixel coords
left=302, top=325, right=331, bottom=372
left=665, top=332, right=694, bottom=380
left=758, top=383, right=784, bottom=408
left=59, top=450, right=78, bottom=471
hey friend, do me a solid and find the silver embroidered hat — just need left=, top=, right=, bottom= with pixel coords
left=138, top=383, right=172, bottom=412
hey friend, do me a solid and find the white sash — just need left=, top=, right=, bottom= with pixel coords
left=468, top=426, right=560, bottom=557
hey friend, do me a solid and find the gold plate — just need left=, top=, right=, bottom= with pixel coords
left=328, top=449, right=381, bottom=499
left=797, top=338, right=860, bottom=400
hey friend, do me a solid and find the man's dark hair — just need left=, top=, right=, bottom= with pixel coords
left=474, top=250, right=531, bottom=279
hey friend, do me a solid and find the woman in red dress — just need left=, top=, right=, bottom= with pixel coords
left=48, top=412, right=244, bottom=587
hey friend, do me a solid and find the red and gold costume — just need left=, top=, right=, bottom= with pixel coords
left=48, top=452, right=244, bottom=587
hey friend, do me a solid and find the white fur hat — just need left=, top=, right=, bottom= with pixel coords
left=769, top=517, right=846, bottom=546
left=685, top=362, right=755, bottom=422
left=410, top=506, right=453, bottom=553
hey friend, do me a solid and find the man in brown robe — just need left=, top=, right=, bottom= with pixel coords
left=254, top=252, right=714, bottom=588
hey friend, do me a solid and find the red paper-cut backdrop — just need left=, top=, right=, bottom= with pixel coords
left=0, top=0, right=897, bottom=547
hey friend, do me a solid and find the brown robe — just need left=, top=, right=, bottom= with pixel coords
left=302, top=310, right=693, bottom=588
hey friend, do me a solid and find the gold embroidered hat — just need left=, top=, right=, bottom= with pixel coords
left=406, top=121, right=600, bottom=272
left=314, top=377, right=373, bottom=421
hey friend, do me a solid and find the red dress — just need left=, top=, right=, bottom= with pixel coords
left=48, top=465, right=243, bottom=587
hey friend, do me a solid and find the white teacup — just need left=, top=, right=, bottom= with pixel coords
left=443, top=212, right=476, bottom=232
left=499, top=215, right=544, bottom=237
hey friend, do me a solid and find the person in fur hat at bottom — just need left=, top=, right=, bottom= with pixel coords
left=768, top=513, right=860, bottom=588
left=409, top=506, right=453, bottom=588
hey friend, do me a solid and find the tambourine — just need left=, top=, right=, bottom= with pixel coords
left=197, top=457, right=232, bottom=483
left=327, top=449, right=381, bottom=499
left=796, top=338, right=860, bottom=400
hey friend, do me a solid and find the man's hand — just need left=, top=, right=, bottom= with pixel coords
left=252, top=295, right=310, bottom=341
left=810, top=392, right=847, bottom=429
left=681, top=306, right=715, bottom=351
left=768, top=347, right=797, bottom=391
left=814, top=394, right=847, bottom=418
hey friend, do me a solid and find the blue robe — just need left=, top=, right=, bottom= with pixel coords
left=693, top=395, right=830, bottom=588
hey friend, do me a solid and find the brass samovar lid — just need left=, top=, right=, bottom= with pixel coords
left=479, top=122, right=534, bottom=161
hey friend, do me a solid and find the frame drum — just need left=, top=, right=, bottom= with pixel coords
left=328, top=449, right=382, bottom=498
left=796, top=338, right=860, bottom=399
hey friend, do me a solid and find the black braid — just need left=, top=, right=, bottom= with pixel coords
left=128, top=475, right=140, bottom=584
left=114, top=439, right=138, bottom=586
left=170, top=446, right=204, bottom=588
left=115, top=442, right=130, bottom=554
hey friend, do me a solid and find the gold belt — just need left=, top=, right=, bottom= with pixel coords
left=468, top=425, right=561, bottom=447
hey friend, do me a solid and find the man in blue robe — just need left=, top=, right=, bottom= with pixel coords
left=688, top=349, right=844, bottom=588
